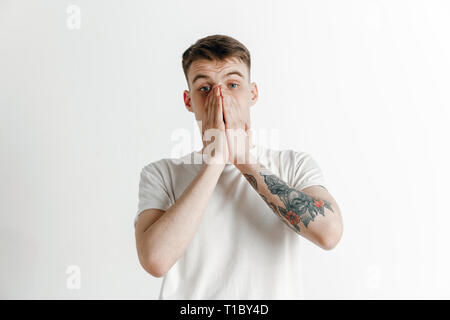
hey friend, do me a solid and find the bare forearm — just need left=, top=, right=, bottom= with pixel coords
left=143, top=162, right=225, bottom=273
left=236, top=155, right=342, bottom=249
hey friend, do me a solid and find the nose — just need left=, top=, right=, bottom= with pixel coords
left=211, top=84, right=224, bottom=95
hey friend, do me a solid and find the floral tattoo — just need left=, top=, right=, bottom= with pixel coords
left=244, top=167, right=334, bottom=233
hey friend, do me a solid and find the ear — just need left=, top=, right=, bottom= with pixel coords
left=249, top=82, right=258, bottom=107
left=183, top=90, right=193, bottom=113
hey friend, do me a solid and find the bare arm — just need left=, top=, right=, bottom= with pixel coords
left=135, top=85, right=230, bottom=277
left=236, top=154, right=343, bottom=250
left=135, top=162, right=225, bottom=277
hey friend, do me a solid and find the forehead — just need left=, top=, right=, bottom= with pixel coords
left=188, top=57, right=247, bottom=84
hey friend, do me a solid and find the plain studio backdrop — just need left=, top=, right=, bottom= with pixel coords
left=1, top=0, right=449, bottom=299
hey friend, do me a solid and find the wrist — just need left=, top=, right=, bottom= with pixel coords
left=203, top=161, right=226, bottom=174
left=234, top=153, right=258, bottom=170
left=200, top=152, right=225, bottom=167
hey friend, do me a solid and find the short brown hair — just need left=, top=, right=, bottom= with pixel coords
left=182, top=34, right=251, bottom=87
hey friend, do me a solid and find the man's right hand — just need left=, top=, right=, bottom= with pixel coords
left=201, top=86, right=230, bottom=165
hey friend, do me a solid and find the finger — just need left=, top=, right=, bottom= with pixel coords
left=203, top=89, right=215, bottom=133
left=224, top=94, right=246, bottom=130
left=216, top=87, right=224, bottom=127
left=222, top=93, right=231, bottom=124
left=213, top=87, right=222, bottom=126
left=218, top=86, right=225, bottom=123
left=223, top=94, right=234, bottom=120
left=210, top=87, right=217, bottom=125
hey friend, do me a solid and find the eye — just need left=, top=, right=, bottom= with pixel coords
left=229, top=83, right=239, bottom=89
left=199, top=86, right=211, bottom=93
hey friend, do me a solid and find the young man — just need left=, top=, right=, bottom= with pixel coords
left=134, top=34, right=343, bottom=299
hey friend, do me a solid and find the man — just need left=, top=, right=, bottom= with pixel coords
left=134, top=34, right=343, bottom=299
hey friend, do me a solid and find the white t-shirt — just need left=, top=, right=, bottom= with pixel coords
left=134, top=144, right=327, bottom=299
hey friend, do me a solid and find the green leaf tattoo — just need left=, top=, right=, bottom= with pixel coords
left=258, top=169, right=334, bottom=229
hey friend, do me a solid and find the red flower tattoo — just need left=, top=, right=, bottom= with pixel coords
left=286, top=210, right=300, bottom=225
left=314, top=200, right=324, bottom=208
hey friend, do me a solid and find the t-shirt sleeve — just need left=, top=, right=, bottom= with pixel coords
left=134, top=162, right=173, bottom=226
left=290, top=151, right=327, bottom=191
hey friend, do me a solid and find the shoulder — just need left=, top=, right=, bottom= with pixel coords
left=141, top=158, right=167, bottom=175
left=140, top=151, right=198, bottom=181
left=141, top=151, right=192, bottom=172
left=259, top=146, right=325, bottom=186
left=257, top=145, right=313, bottom=166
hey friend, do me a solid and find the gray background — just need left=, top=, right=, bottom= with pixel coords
left=1, top=0, right=449, bottom=298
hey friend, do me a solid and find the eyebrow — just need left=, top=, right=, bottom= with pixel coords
left=192, top=70, right=244, bottom=85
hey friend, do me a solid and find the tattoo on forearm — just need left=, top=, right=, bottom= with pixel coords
left=243, top=166, right=334, bottom=233
left=260, top=194, right=301, bottom=233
